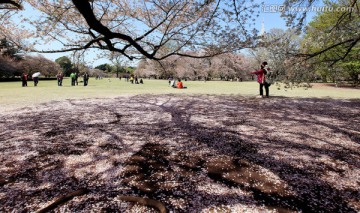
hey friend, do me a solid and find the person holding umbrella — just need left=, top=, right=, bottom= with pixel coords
left=32, top=72, right=41, bottom=87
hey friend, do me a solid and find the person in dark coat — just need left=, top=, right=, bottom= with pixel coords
left=21, top=73, right=28, bottom=87
left=33, top=76, right=39, bottom=86
left=83, top=72, right=89, bottom=86
left=135, top=76, right=139, bottom=84
left=75, top=72, right=79, bottom=86
left=57, top=72, right=64, bottom=86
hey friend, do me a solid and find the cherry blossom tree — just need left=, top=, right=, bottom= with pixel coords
left=0, top=54, right=19, bottom=77
left=18, top=55, right=60, bottom=77
left=135, top=59, right=158, bottom=78
left=135, top=52, right=252, bottom=80
left=174, top=56, right=205, bottom=80
left=252, top=28, right=302, bottom=80
left=3, top=0, right=263, bottom=61
left=205, top=53, right=252, bottom=80
left=1, top=0, right=359, bottom=65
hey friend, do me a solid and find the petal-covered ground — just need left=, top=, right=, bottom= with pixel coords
left=0, top=95, right=359, bottom=212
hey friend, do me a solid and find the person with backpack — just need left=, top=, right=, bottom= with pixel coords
left=251, top=61, right=271, bottom=98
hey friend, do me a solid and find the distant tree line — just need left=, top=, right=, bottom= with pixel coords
left=134, top=52, right=256, bottom=81
left=55, top=55, right=134, bottom=78
left=0, top=38, right=61, bottom=78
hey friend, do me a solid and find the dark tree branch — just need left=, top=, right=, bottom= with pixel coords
left=71, top=0, right=155, bottom=60
left=297, top=35, right=360, bottom=65
left=68, top=0, right=245, bottom=62
left=0, top=0, right=22, bottom=9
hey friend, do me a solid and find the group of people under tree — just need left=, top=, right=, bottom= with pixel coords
left=128, top=75, right=143, bottom=84
left=67, top=71, right=90, bottom=86
left=21, top=71, right=90, bottom=87
left=21, top=73, right=39, bottom=87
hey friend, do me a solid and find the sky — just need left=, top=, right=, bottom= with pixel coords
left=16, top=0, right=323, bottom=68
left=256, top=0, right=323, bottom=33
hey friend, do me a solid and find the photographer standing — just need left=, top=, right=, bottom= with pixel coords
left=251, top=61, right=271, bottom=98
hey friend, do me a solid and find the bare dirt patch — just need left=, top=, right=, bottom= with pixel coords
left=0, top=95, right=359, bottom=212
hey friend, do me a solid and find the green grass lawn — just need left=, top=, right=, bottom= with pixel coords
left=0, top=78, right=359, bottom=111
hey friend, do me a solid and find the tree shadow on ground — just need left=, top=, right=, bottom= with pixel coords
left=0, top=94, right=359, bottom=212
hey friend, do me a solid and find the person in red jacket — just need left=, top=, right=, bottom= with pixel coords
left=177, top=79, right=183, bottom=89
left=176, top=79, right=188, bottom=89
left=251, top=61, right=269, bottom=98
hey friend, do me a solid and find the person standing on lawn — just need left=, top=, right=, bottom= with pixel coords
left=83, top=72, right=89, bottom=86
left=70, top=71, right=76, bottom=86
left=251, top=61, right=270, bottom=98
left=75, top=72, right=79, bottom=86
left=33, top=76, right=39, bottom=87
left=57, top=72, right=64, bottom=86
left=21, top=73, right=28, bottom=87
